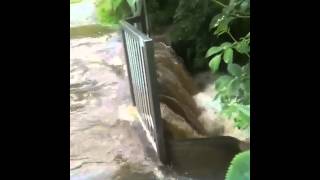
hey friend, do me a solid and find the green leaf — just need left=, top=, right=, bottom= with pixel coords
left=242, top=79, right=250, bottom=93
left=214, top=17, right=234, bottom=36
left=242, top=63, right=249, bottom=72
left=209, top=14, right=224, bottom=30
left=225, top=150, right=250, bottom=180
left=209, top=54, right=222, bottom=72
left=206, top=46, right=223, bottom=58
left=245, top=32, right=250, bottom=39
left=228, top=78, right=241, bottom=96
left=223, top=48, right=233, bottom=63
left=235, top=111, right=250, bottom=129
left=215, top=75, right=233, bottom=91
left=239, top=0, right=250, bottom=13
left=241, top=93, right=250, bottom=105
left=228, top=64, right=242, bottom=77
left=235, top=104, right=250, bottom=118
left=233, top=104, right=250, bottom=129
left=221, top=42, right=233, bottom=49
left=70, top=0, right=82, bottom=4
left=235, top=40, right=250, bottom=54
left=222, top=105, right=238, bottom=119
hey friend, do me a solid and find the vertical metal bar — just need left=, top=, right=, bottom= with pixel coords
left=138, top=42, right=153, bottom=131
left=136, top=40, right=152, bottom=131
left=141, top=0, right=150, bottom=36
left=140, top=4, right=147, bottom=35
left=126, top=32, right=143, bottom=114
left=143, top=40, right=168, bottom=164
left=133, top=39, right=147, bottom=118
left=121, top=29, right=136, bottom=105
left=131, top=38, right=144, bottom=119
left=131, top=37, right=144, bottom=115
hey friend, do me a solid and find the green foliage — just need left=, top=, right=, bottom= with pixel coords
left=161, top=0, right=250, bottom=73
left=170, top=0, right=211, bottom=41
left=235, top=38, right=250, bottom=54
left=146, top=0, right=180, bottom=30
left=227, top=63, right=242, bottom=77
left=95, top=0, right=131, bottom=27
left=213, top=16, right=234, bottom=36
left=206, top=46, right=223, bottom=58
left=213, top=62, right=250, bottom=130
left=167, top=0, right=225, bottom=73
left=70, top=0, right=82, bottom=4
left=209, top=54, right=222, bottom=72
left=206, top=0, right=250, bottom=132
left=225, top=150, right=250, bottom=180
left=223, top=48, right=233, bottom=63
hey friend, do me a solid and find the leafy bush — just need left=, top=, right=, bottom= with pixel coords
left=95, top=0, right=131, bottom=27
left=168, top=0, right=224, bottom=73
left=202, top=0, right=250, bottom=132
left=207, top=38, right=250, bottom=130
left=206, top=0, right=250, bottom=133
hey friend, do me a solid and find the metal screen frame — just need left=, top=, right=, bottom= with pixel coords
left=121, top=20, right=168, bottom=164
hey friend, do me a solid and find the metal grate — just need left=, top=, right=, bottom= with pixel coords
left=121, top=20, right=167, bottom=164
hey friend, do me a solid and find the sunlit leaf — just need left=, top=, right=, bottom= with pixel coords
left=223, top=48, right=233, bottom=63
left=222, top=105, right=238, bottom=119
left=235, top=112, right=249, bottom=129
left=214, top=17, right=234, bottom=36
left=209, top=54, right=222, bottom=72
left=209, top=14, right=224, bottom=30
left=206, top=46, right=223, bottom=58
left=221, top=42, right=233, bottom=49
left=225, top=150, right=250, bottom=180
left=235, top=104, right=250, bottom=118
